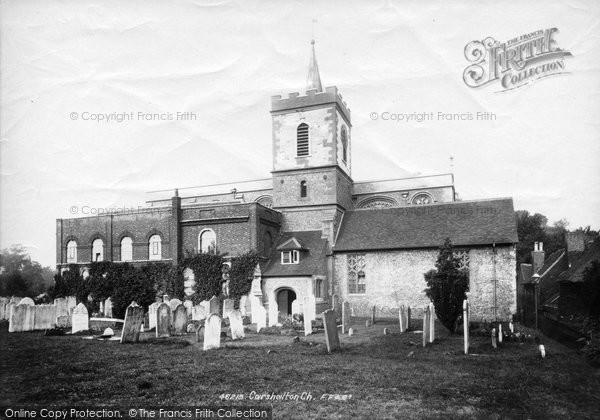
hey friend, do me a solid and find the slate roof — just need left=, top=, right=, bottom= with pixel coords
left=558, top=239, right=600, bottom=283
left=263, top=230, right=328, bottom=277
left=333, top=198, right=518, bottom=252
left=519, top=264, right=533, bottom=285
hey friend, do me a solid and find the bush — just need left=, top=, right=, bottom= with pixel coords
left=229, top=251, right=259, bottom=308
left=424, top=238, right=469, bottom=334
left=181, top=252, right=224, bottom=304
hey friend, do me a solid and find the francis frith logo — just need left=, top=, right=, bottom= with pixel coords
left=463, top=28, right=572, bottom=91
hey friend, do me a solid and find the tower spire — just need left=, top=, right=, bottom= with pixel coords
left=306, top=39, right=323, bottom=92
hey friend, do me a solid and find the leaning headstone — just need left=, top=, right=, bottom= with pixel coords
left=429, top=303, right=435, bottom=343
left=342, top=301, right=351, bottom=334
left=422, top=305, right=430, bottom=347
left=9, top=303, right=35, bottom=332
left=222, top=298, right=234, bottom=318
left=291, top=299, right=300, bottom=316
left=208, top=296, right=220, bottom=315
left=322, top=309, right=341, bottom=353
left=71, top=303, right=89, bottom=333
left=34, top=305, right=56, bottom=330
left=229, top=309, right=244, bottom=340
left=172, top=304, right=187, bottom=335
left=121, top=303, right=144, bottom=343
left=302, top=302, right=312, bottom=336
left=491, top=328, right=497, bottom=349
left=203, top=314, right=222, bottom=351
left=104, top=298, right=113, bottom=318
left=192, top=304, right=206, bottom=321
left=371, top=305, right=376, bottom=325
left=148, top=302, right=159, bottom=330
left=18, top=297, right=35, bottom=306
left=156, top=303, right=171, bottom=338
left=255, top=305, right=266, bottom=333
left=268, top=301, right=279, bottom=327
left=463, top=299, right=469, bottom=355
left=168, top=298, right=182, bottom=312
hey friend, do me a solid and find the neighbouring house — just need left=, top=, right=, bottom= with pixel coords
left=56, top=40, right=518, bottom=322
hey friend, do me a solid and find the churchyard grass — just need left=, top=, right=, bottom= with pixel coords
left=1, top=319, right=599, bottom=419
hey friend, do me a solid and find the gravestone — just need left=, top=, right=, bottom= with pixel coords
left=168, top=298, right=182, bottom=312
left=148, top=302, right=159, bottom=330
left=72, top=303, right=89, bottom=333
left=222, top=299, right=234, bottom=318
left=104, top=298, right=113, bottom=318
left=121, top=303, right=144, bottom=343
left=509, top=322, right=514, bottom=333
left=192, top=304, right=206, bottom=321
left=250, top=295, right=262, bottom=323
left=342, top=301, right=351, bottom=334
left=34, top=305, right=56, bottom=330
left=208, top=296, right=220, bottom=315
left=463, top=300, right=469, bottom=355
left=498, top=324, right=503, bottom=343
left=539, top=344, right=546, bottom=358
left=229, top=309, right=244, bottom=340
left=365, top=319, right=371, bottom=328
left=268, top=301, right=279, bottom=327
left=18, top=297, right=35, bottom=306
left=239, top=295, right=248, bottom=317
left=371, top=305, right=376, bottom=325
left=0, top=298, right=7, bottom=320
left=9, top=303, right=35, bottom=332
left=407, top=306, right=412, bottom=330
left=384, top=328, right=389, bottom=335
left=156, top=303, right=171, bottom=338
left=291, top=299, right=300, bottom=316
left=66, top=296, right=77, bottom=313
left=331, top=294, right=339, bottom=312
left=184, top=300, right=193, bottom=316
left=422, top=305, right=431, bottom=347
left=303, top=302, right=312, bottom=336
left=348, top=328, right=354, bottom=336
left=491, top=328, right=497, bottom=348
left=162, top=294, right=170, bottom=303
left=172, top=304, right=187, bottom=335
left=322, top=309, right=341, bottom=353
left=429, top=303, right=435, bottom=343
left=255, top=304, right=266, bottom=333
left=399, top=305, right=407, bottom=333
left=203, top=314, right=222, bottom=351
left=303, top=295, right=316, bottom=324
left=54, top=297, right=69, bottom=321
left=5, top=302, right=15, bottom=322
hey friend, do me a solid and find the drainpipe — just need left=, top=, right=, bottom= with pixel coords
left=493, top=243, right=497, bottom=321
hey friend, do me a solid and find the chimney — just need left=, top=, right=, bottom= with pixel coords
left=531, top=242, right=545, bottom=273
left=565, top=231, right=585, bottom=252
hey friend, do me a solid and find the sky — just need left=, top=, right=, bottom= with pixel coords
left=1, top=0, right=599, bottom=268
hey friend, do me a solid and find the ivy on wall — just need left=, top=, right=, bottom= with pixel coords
left=181, top=252, right=224, bottom=305
left=229, top=251, right=259, bottom=308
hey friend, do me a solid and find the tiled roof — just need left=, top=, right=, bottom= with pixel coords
left=558, top=239, right=600, bottom=283
left=519, top=264, right=533, bottom=285
left=263, top=231, right=328, bottom=277
left=333, top=198, right=518, bottom=252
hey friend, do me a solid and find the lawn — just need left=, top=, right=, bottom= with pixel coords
left=1, top=319, right=599, bottom=419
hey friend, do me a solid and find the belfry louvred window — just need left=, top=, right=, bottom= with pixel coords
left=297, top=123, right=309, bottom=156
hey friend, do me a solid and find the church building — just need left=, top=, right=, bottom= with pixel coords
left=56, top=41, right=518, bottom=322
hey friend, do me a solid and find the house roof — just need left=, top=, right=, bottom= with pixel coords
left=519, top=264, right=533, bottom=285
left=522, top=249, right=567, bottom=286
left=263, top=230, right=328, bottom=277
left=276, top=237, right=306, bottom=251
left=558, top=239, right=600, bottom=283
left=333, top=198, right=518, bottom=252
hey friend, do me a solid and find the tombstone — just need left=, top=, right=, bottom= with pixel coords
left=104, top=298, right=113, bottom=318
left=54, top=297, right=69, bottom=321
left=509, top=322, right=514, bottom=334
left=162, top=294, right=170, bottom=303
left=171, top=304, right=187, bottom=335
left=222, top=298, right=234, bottom=318
left=148, top=302, right=159, bottom=330
left=9, top=303, right=35, bottom=332
left=121, top=303, right=144, bottom=343
left=18, top=297, right=35, bottom=306
left=250, top=295, right=262, bottom=324
left=302, top=302, right=312, bottom=336
left=491, top=328, right=497, bottom=349
left=255, top=304, right=267, bottom=333
left=341, top=301, right=351, bottom=334
left=365, top=319, right=371, bottom=328
left=498, top=324, right=503, bottom=344
left=383, top=328, right=389, bottom=335
left=192, top=304, right=206, bottom=321
left=291, top=299, right=300, bottom=316
left=66, top=296, right=77, bottom=313
left=156, top=303, right=171, bottom=338
left=183, top=300, right=193, bottom=316
left=371, top=305, right=376, bottom=325
left=239, top=295, right=249, bottom=317
left=34, top=305, right=56, bottom=330
left=208, top=296, right=220, bottom=315
left=407, top=306, right=412, bottom=329
left=539, top=344, right=546, bottom=358
left=331, top=294, right=340, bottom=314
left=71, top=303, right=89, bottom=333
left=429, top=303, right=435, bottom=343
left=229, top=309, right=244, bottom=340
left=203, top=314, right=222, bottom=351
left=348, top=328, right=354, bottom=336
left=303, top=295, right=316, bottom=324
left=168, top=298, right=182, bottom=312
left=5, top=302, right=15, bottom=322
left=268, top=301, right=279, bottom=327
left=322, top=309, right=341, bottom=353
left=102, top=327, right=114, bottom=337
left=463, top=300, right=469, bottom=355
left=0, top=298, right=7, bottom=320
left=422, top=306, right=431, bottom=347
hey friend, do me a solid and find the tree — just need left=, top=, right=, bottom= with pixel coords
left=424, top=238, right=469, bottom=333
left=515, top=211, right=567, bottom=265
left=582, top=260, right=600, bottom=318
left=0, top=244, right=55, bottom=298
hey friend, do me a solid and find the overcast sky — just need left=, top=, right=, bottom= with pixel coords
left=1, top=0, right=599, bottom=267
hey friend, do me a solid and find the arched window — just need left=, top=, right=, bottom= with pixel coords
left=120, top=237, right=133, bottom=261
left=199, top=229, right=216, bottom=254
left=300, top=180, right=307, bottom=198
left=297, top=123, right=309, bottom=156
left=148, top=235, right=162, bottom=260
left=341, top=126, right=348, bottom=163
left=412, top=193, right=433, bottom=205
left=66, top=240, right=77, bottom=263
left=263, top=232, right=272, bottom=256
left=92, top=239, right=104, bottom=262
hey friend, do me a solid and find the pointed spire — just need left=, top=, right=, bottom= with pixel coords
left=307, top=39, right=323, bottom=92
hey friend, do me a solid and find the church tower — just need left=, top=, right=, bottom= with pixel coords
left=271, top=40, right=353, bottom=239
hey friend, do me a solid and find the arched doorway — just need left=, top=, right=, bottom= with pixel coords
left=276, top=288, right=297, bottom=317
